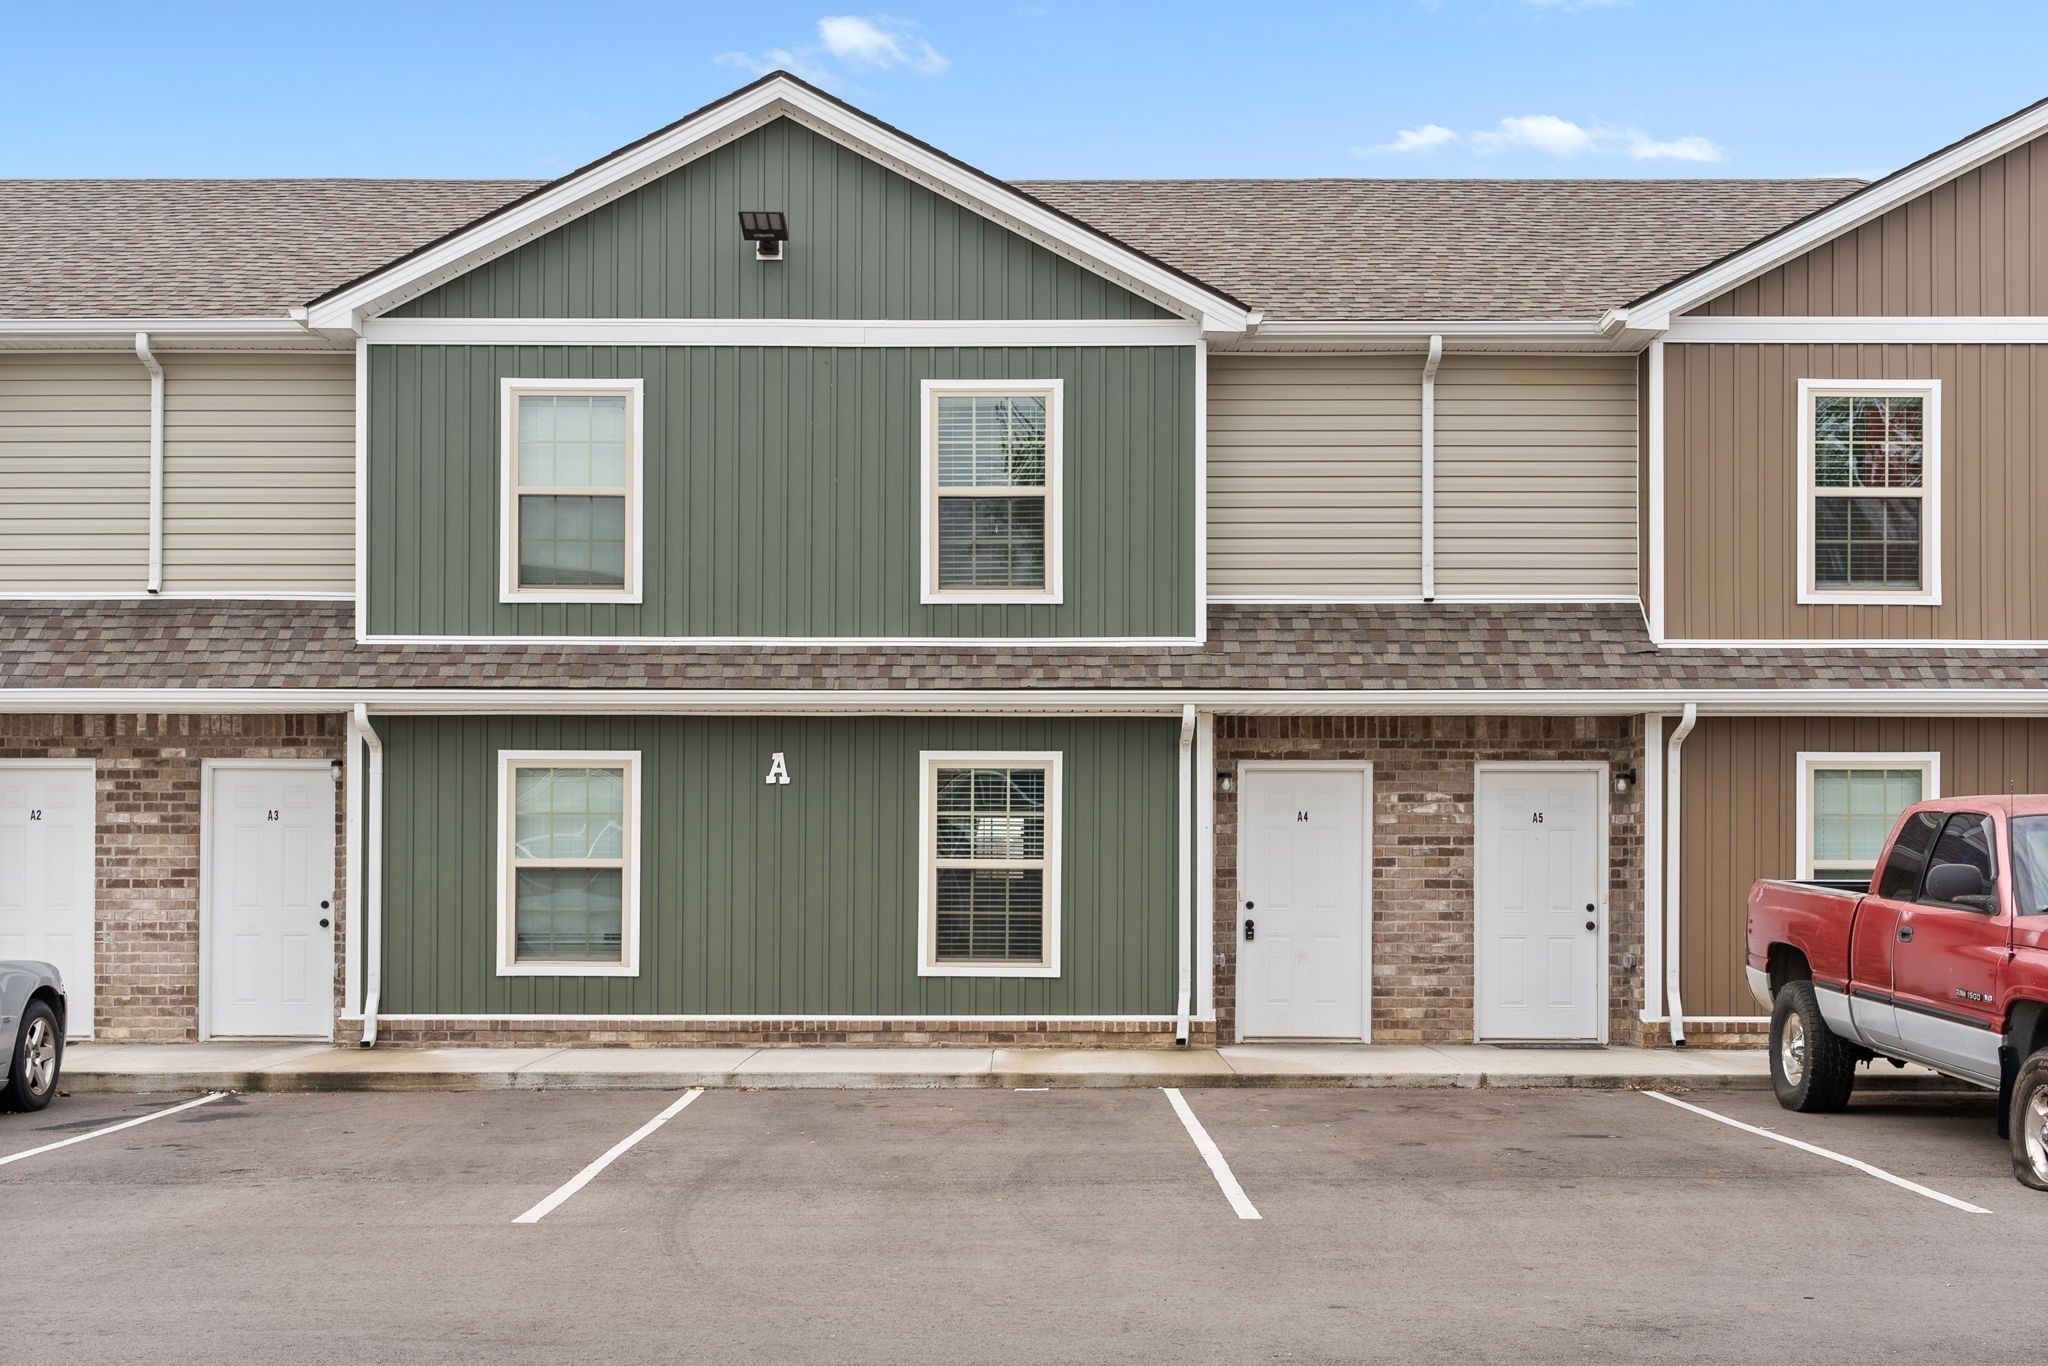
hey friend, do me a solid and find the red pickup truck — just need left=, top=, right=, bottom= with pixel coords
left=1747, top=795, right=2048, bottom=1189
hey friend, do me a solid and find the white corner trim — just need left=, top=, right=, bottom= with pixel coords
left=916, top=750, right=1063, bottom=979
left=364, top=317, right=1201, bottom=348
left=495, top=749, right=643, bottom=978
left=1793, top=750, right=1942, bottom=881
left=1664, top=316, right=2048, bottom=345
left=1630, top=98, right=2048, bottom=323
left=497, top=378, right=646, bottom=605
left=1794, top=378, right=1941, bottom=608
left=918, top=378, right=1064, bottom=606
left=307, top=77, right=1248, bottom=333
left=1193, top=339, right=1209, bottom=643
left=1647, top=339, right=1666, bottom=644
left=353, top=335, right=368, bottom=635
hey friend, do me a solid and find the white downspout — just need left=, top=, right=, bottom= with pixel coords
left=1663, top=702, right=1698, bottom=1045
left=1640, top=712, right=1665, bottom=1022
left=135, top=332, right=164, bottom=594
left=1175, top=703, right=1196, bottom=1045
left=349, top=704, right=385, bottom=1046
left=1420, top=334, right=1444, bottom=601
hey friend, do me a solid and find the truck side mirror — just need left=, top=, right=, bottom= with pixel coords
left=1922, top=862, right=1988, bottom=905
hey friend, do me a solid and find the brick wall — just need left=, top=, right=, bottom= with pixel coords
left=0, top=713, right=347, bottom=1042
left=1213, top=715, right=1647, bottom=1046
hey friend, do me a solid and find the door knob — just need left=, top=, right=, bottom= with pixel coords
left=1898, top=924, right=1914, bottom=942
left=1585, top=920, right=1596, bottom=931
left=319, top=918, right=331, bottom=929
left=1244, top=919, right=1256, bottom=942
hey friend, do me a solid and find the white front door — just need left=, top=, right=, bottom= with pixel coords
left=0, top=762, right=96, bottom=1037
left=1237, top=765, right=1371, bottom=1040
left=1474, top=765, right=1605, bottom=1041
left=205, top=764, right=336, bottom=1039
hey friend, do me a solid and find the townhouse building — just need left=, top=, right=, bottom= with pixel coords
left=4, top=74, right=2046, bottom=1049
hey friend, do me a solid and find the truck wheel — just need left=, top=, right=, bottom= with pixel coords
left=2010, top=1050, right=2048, bottom=1190
left=1770, top=981, right=1856, bottom=1113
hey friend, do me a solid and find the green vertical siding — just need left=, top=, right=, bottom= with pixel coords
left=365, top=344, right=1196, bottom=637
left=376, top=715, right=1180, bottom=1017
left=392, top=119, right=1172, bottom=320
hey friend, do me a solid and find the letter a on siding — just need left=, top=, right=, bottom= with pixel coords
left=764, top=753, right=791, bottom=786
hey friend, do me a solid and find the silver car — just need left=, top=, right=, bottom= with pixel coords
left=0, top=962, right=65, bottom=1112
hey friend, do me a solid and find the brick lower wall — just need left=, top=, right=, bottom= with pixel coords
left=349, top=1018, right=1212, bottom=1048
left=1214, top=715, right=1648, bottom=1046
left=0, top=713, right=347, bottom=1042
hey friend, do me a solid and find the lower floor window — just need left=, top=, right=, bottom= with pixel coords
left=921, top=752, right=1061, bottom=976
left=1798, top=751, right=1939, bottom=883
left=498, top=751, right=641, bottom=976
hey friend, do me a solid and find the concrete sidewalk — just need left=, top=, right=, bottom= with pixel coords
left=55, top=1041, right=1959, bottom=1094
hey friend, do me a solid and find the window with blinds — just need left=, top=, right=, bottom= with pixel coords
left=500, top=380, right=642, bottom=603
left=920, top=753, right=1061, bottom=976
left=921, top=382, right=1062, bottom=603
left=1797, top=752, right=1939, bottom=884
left=1799, top=382, right=1939, bottom=605
left=497, top=751, right=641, bottom=976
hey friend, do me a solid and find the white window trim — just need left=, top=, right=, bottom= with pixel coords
left=916, top=750, right=1063, bottom=978
left=495, top=749, right=643, bottom=977
left=919, top=379, right=1064, bottom=605
left=1794, top=750, right=1942, bottom=881
left=1795, top=378, right=1941, bottom=607
left=498, top=378, right=645, bottom=605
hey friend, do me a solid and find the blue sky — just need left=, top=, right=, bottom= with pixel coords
left=4, top=1, right=2044, bottom=182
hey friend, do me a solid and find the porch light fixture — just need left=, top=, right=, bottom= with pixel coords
left=1217, top=770, right=1234, bottom=795
left=1613, top=768, right=1637, bottom=797
left=738, top=210, right=788, bottom=261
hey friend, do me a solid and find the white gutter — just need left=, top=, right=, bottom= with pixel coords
left=348, top=704, right=385, bottom=1047
left=134, top=333, right=164, bottom=594
left=1663, top=702, right=1698, bottom=1046
left=1420, top=334, right=1444, bottom=601
left=1174, top=703, right=1196, bottom=1045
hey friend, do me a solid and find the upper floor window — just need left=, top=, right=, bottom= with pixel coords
left=1797, top=380, right=1940, bottom=606
left=920, top=380, right=1063, bottom=604
left=500, top=379, right=643, bottom=604
left=1796, top=750, right=1940, bottom=883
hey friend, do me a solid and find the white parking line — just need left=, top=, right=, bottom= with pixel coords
left=1640, top=1090, right=1991, bottom=1215
left=0, top=1092, right=229, bottom=1168
left=514, top=1088, right=704, bottom=1224
left=1163, top=1087, right=1261, bottom=1220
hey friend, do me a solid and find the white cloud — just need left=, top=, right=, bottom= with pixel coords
left=1520, top=0, right=1633, bottom=9
left=1356, top=123, right=1458, bottom=156
left=1359, top=112, right=1726, bottom=164
left=714, top=14, right=949, bottom=87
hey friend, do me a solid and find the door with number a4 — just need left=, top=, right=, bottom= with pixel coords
left=203, top=763, right=338, bottom=1039
left=1236, top=764, right=1372, bottom=1041
left=1473, top=764, right=1608, bottom=1042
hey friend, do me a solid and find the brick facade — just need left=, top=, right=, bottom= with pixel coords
left=1213, top=715, right=1647, bottom=1046
left=355, top=1018, right=1212, bottom=1048
left=0, top=713, right=347, bottom=1042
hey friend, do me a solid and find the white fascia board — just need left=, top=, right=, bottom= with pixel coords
left=364, top=317, right=1202, bottom=347
left=1239, top=319, right=1615, bottom=347
left=0, top=317, right=333, bottom=349
left=8, top=686, right=2048, bottom=717
left=308, top=77, right=1249, bottom=335
left=1630, top=99, right=2048, bottom=323
left=1665, top=316, right=2048, bottom=344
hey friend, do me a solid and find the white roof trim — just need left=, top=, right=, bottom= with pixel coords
left=1626, top=98, right=2048, bottom=327
left=305, top=75, right=1250, bottom=336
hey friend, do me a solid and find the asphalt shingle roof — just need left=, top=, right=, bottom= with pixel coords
left=2, top=601, right=2042, bottom=693
left=0, top=173, right=1861, bottom=323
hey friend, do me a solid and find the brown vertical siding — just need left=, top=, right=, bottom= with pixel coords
left=1679, top=717, right=2048, bottom=1017
left=1702, top=135, right=2048, bottom=314
left=1664, top=342, right=2048, bottom=639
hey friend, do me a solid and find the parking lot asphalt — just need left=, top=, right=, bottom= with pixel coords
left=2, top=1084, right=2038, bottom=1365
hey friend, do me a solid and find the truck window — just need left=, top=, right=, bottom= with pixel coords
left=1876, top=809, right=1944, bottom=899
left=1920, top=812, right=1998, bottom=914
left=2012, top=816, right=2048, bottom=916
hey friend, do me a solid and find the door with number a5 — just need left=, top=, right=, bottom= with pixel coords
left=1473, top=764, right=1608, bottom=1042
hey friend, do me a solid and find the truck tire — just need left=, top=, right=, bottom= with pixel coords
left=1770, top=981, right=1856, bottom=1113
left=2009, top=1049, right=2048, bottom=1190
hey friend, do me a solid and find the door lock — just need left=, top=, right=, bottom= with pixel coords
left=1244, top=919, right=1256, bottom=942
left=1585, top=902, right=1596, bottom=931
left=321, top=900, right=331, bottom=910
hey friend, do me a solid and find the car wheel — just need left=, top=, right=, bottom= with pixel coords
left=1770, top=980, right=1856, bottom=1113
left=1, top=1000, right=62, bottom=1113
left=2010, top=1049, right=2048, bottom=1190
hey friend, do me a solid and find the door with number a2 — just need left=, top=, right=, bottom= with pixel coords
left=1473, top=765, right=1606, bottom=1041
left=1236, top=764, right=1371, bottom=1041
left=204, top=764, right=337, bottom=1039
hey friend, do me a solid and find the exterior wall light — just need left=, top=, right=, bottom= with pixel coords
left=1613, top=768, right=1637, bottom=797
left=738, top=210, right=789, bottom=262
left=1217, top=770, right=1234, bottom=794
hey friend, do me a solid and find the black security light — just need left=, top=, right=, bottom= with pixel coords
left=738, top=210, right=789, bottom=261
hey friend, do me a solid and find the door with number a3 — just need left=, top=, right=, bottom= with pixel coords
left=205, top=764, right=337, bottom=1039
left=1473, top=765, right=1606, bottom=1041
left=1236, top=764, right=1371, bottom=1041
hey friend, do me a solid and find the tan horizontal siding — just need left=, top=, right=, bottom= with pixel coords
left=1665, top=343, right=2048, bottom=640
left=0, top=354, right=148, bottom=589
left=1680, top=717, right=2048, bottom=1016
left=1207, top=353, right=1421, bottom=594
left=1703, top=134, right=2048, bottom=315
left=161, top=354, right=354, bottom=594
left=1432, top=355, right=1639, bottom=595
